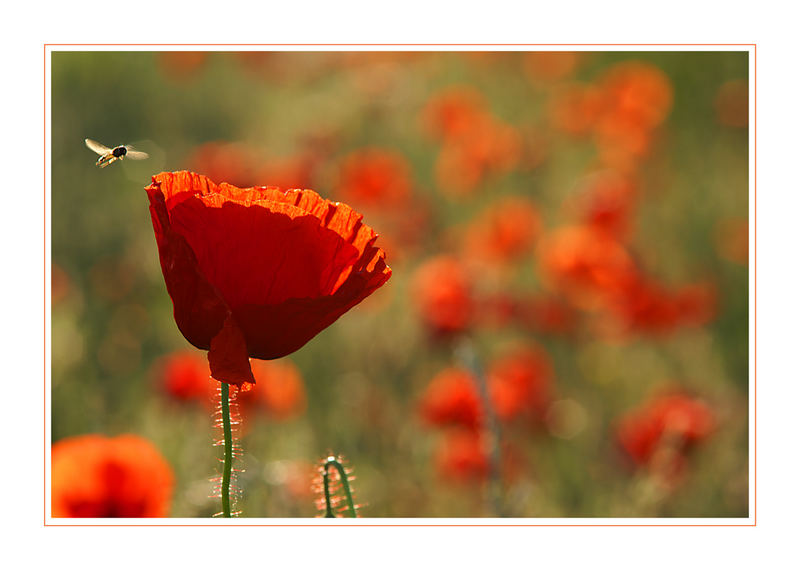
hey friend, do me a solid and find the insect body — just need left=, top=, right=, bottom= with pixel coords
left=85, top=138, right=149, bottom=168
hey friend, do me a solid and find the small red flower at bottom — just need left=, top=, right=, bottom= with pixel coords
left=51, top=434, right=174, bottom=518
left=616, top=393, right=715, bottom=481
left=145, top=171, right=391, bottom=387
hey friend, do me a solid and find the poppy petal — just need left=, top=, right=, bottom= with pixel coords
left=208, top=314, right=255, bottom=386
left=146, top=181, right=230, bottom=349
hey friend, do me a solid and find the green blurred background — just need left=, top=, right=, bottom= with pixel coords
left=50, top=50, right=749, bottom=517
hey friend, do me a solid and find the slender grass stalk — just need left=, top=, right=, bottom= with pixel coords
left=456, top=339, right=504, bottom=516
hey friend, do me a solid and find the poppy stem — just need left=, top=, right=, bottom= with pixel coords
left=220, top=382, right=233, bottom=518
left=322, top=456, right=357, bottom=518
left=456, top=339, right=504, bottom=517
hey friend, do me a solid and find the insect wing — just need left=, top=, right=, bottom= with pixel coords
left=85, top=138, right=111, bottom=156
left=124, top=148, right=149, bottom=160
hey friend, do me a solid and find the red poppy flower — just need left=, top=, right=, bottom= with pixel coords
left=51, top=434, right=174, bottom=518
left=145, top=171, right=391, bottom=387
left=616, top=393, right=715, bottom=479
left=419, top=367, right=483, bottom=430
left=411, top=256, right=475, bottom=338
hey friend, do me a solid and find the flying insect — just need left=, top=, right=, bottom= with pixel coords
left=85, top=138, right=149, bottom=168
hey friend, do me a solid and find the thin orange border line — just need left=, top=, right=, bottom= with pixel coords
left=44, top=43, right=756, bottom=48
left=43, top=43, right=756, bottom=528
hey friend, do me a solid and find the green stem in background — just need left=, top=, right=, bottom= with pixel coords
left=220, top=382, right=233, bottom=518
left=456, top=338, right=504, bottom=517
left=322, top=456, right=357, bottom=518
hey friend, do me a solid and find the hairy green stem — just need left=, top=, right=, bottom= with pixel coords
left=322, top=456, right=357, bottom=518
left=220, top=382, right=233, bottom=518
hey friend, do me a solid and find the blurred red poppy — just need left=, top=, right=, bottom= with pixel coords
left=239, top=359, right=307, bottom=420
left=607, top=278, right=717, bottom=336
left=422, top=86, right=489, bottom=141
left=594, top=62, right=673, bottom=169
left=51, top=434, right=174, bottom=518
left=146, top=171, right=391, bottom=387
left=616, top=392, right=715, bottom=480
left=488, top=344, right=553, bottom=422
left=424, top=86, right=522, bottom=196
left=434, top=119, right=522, bottom=196
left=434, top=429, right=490, bottom=482
left=433, top=429, right=525, bottom=484
left=536, top=225, right=638, bottom=311
left=419, top=367, right=483, bottom=430
left=599, top=61, right=674, bottom=131
left=156, top=350, right=216, bottom=405
left=336, top=148, right=413, bottom=208
left=463, top=197, right=542, bottom=266
left=411, top=256, right=475, bottom=338
left=565, top=170, right=638, bottom=241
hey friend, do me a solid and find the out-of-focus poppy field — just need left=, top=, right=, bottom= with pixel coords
left=50, top=50, right=750, bottom=518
